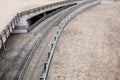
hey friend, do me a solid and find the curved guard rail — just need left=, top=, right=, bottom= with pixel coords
left=19, top=0, right=82, bottom=17
left=40, top=0, right=101, bottom=80
left=0, top=0, right=82, bottom=50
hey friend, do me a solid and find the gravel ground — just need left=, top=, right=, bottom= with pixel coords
left=48, top=2, right=120, bottom=80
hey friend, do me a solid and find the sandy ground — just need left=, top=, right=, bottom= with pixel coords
left=48, top=2, right=120, bottom=80
left=0, top=0, right=64, bottom=32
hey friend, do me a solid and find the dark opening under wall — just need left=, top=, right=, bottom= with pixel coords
left=28, top=13, right=44, bottom=26
left=27, top=3, right=76, bottom=31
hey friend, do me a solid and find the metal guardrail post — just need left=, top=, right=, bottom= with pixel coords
left=44, top=13, right=46, bottom=20
left=48, top=52, right=51, bottom=59
left=0, top=35, right=6, bottom=51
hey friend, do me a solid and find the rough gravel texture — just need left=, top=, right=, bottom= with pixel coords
left=48, top=2, right=120, bottom=80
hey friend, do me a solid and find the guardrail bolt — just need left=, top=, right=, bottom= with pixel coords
left=54, top=37, right=57, bottom=41
left=44, top=62, right=48, bottom=71
left=0, top=35, right=6, bottom=51
left=59, top=26, right=61, bottom=29
left=57, top=31, right=59, bottom=34
left=51, top=43, right=54, bottom=49
left=48, top=52, right=51, bottom=59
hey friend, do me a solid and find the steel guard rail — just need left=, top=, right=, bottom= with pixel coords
left=0, top=0, right=82, bottom=49
left=40, top=0, right=101, bottom=80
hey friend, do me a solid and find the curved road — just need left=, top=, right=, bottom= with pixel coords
left=48, top=2, right=120, bottom=80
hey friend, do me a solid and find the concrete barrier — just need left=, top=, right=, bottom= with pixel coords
left=12, top=18, right=29, bottom=33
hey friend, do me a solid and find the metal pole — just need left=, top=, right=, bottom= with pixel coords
left=44, top=13, right=46, bottom=20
